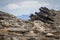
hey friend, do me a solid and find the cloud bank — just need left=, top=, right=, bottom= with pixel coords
left=6, top=4, right=19, bottom=10
left=6, top=1, right=49, bottom=9
left=4, top=1, right=50, bottom=16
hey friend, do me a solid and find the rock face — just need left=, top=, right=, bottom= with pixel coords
left=0, top=7, right=60, bottom=40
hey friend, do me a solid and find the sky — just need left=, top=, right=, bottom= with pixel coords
left=0, top=0, right=60, bottom=20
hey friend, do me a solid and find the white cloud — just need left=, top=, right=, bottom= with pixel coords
left=19, top=1, right=40, bottom=8
left=5, top=1, right=50, bottom=16
left=0, top=8, right=3, bottom=11
left=6, top=1, right=49, bottom=9
left=6, top=4, right=19, bottom=10
left=19, top=1, right=49, bottom=9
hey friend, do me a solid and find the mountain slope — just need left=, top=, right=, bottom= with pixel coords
left=0, top=7, right=60, bottom=40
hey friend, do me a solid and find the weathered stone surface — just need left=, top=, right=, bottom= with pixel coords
left=0, top=7, right=60, bottom=40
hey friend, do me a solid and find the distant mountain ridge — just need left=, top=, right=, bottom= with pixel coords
left=17, top=15, right=30, bottom=20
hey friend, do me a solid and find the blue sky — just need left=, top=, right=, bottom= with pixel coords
left=0, top=0, right=60, bottom=20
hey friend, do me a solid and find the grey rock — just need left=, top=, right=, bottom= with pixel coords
left=0, top=7, right=60, bottom=40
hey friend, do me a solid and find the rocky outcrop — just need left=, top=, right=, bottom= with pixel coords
left=0, top=7, right=60, bottom=40
left=29, top=7, right=60, bottom=40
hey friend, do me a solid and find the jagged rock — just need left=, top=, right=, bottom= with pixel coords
left=27, top=38, right=36, bottom=40
left=29, top=7, right=60, bottom=40
left=46, top=33, right=54, bottom=37
left=0, top=7, right=60, bottom=40
left=30, top=7, right=56, bottom=24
